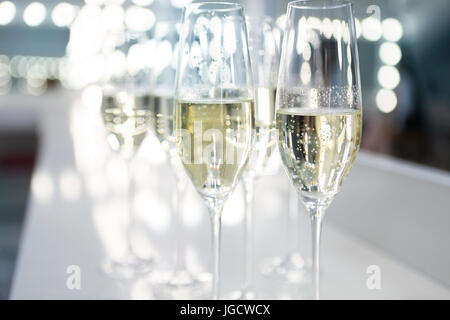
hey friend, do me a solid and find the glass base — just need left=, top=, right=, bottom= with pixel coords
left=101, top=255, right=156, bottom=280
left=152, top=269, right=212, bottom=299
left=261, top=253, right=310, bottom=284
left=227, top=288, right=257, bottom=300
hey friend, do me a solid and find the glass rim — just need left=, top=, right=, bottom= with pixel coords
left=288, top=0, right=352, bottom=10
left=186, top=2, right=243, bottom=13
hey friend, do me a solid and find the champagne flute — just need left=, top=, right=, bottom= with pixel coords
left=149, top=21, right=211, bottom=299
left=276, top=0, right=362, bottom=299
left=230, top=16, right=278, bottom=300
left=174, top=2, right=254, bottom=300
left=100, top=30, right=156, bottom=278
left=261, top=14, right=310, bottom=286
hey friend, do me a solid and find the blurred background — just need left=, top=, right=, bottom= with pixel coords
left=0, top=0, right=449, bottom=298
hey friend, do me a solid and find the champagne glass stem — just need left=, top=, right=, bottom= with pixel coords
left=170, top=152, right=187, bottom=272
left=310, top=207, right=325, bottom=300
left=288, top=187, right=298, bottom=254
left=242, top=176, right=255, bottom=292
left=209, top=205, right=223, bottom=300
left=125, top=158, right=135, bottom=257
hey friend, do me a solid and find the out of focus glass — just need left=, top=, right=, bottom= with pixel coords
left=99, top=29, right=156, bottom=279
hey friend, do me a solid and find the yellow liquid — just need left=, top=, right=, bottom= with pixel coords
left=150, top=95, right=175, bottom=148
left=101, top=93, right=152, bottom=158
left=174, top=99, right=254, bottom=199
left=277, top=108, right=362, bottom=205
left=246, top=87, right=277, bottom=177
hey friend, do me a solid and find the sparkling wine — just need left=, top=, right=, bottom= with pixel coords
left=245, top=87, right=277, bottom=177
left=101, top=92, right=152, bottom=157
left=277, top=107, right=362, bottom=205
left=174, top=99, right=254, bottom=199
left=151, top=95, right=175, bottom=148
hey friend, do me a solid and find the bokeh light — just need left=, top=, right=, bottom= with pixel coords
left=101, top=4, right=124, bottom=31
left=0, top=1, right=16, bottom=25
left=354, top=18, right=362, bottom=39
left=125, top=6, right=155, bottom=32
left=379, top=42, right=402, bottom=66
left=0, top=57, right=11, bottom=95
left=23, top=2, right=47, bottom=27
left=26, top=78, right=47, bottom=96
left=322, top=18, right=333, bottom=39
left=31, top=171, right=54, bottom=203
left=361, top=17, right=382, bottom=42
left=275, top=14, right=286, bottom=30
left=81, top=85, right=103, bottom=108
left=378, top=65, right=401, bottom=89
left=382, top=18, right=403, bottom=42
left=52, top=2, right=77, bottom=27
left=376, top=89, right=398, bottom=113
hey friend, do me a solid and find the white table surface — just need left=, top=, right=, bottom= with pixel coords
left=6, top=91, right=450, bottom=299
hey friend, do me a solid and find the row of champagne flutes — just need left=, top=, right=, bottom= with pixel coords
left=98, top=0, right=362, bottom=300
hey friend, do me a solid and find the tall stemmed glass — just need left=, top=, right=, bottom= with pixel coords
left=100, top=30, right=156, bottom=278
left=175, top=2, right=254, bottom=300
left=230, top=16, right=278, bottom=300
left=149, top=21, right=211, bottom=299
left=276, top=0, right=362, bottom=299
left=261, top=14, right=310, bottom=286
